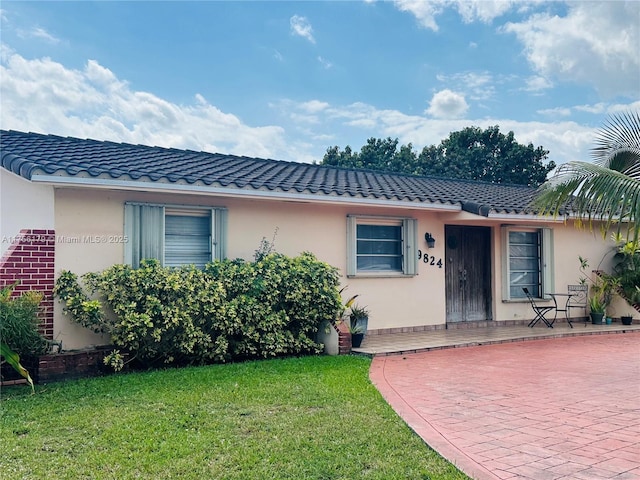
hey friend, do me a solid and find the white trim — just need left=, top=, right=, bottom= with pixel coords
left=487, top=213, right=566, bottom=222
left=31, top=175, right=461, bottom=212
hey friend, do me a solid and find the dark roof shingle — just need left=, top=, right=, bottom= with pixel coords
left=0, top=130, right=542, bottom=215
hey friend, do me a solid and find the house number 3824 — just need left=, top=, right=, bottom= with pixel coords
left=417, top=250, right=443, bottom=268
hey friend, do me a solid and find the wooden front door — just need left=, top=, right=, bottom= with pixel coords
left=445, top=225, right=492, bottom=323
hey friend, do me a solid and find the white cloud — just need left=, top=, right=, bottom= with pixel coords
left=317, top=56, right=333, bottom=69
left=436, top=71, right=496, bottom=101
left=537, top=107, right=572, bottom=117
left=395, top=1, right=639, bottom=100
left=0, top=51, right=297, bottom=160
left=28, top=27, right=60, bottom=44
left=300, top=100, right=330, bottom=113
left=426, top=89, right=469, bottom=119
left=290, top=15, right=315, bottom=44
left=394, top=0, right=515, bottom=30
left=524, top=75, right=553, bottom=92
left=502, top=2, right=640, bottom=98
left=392, top=0, right=445, bottom=31
left=539, top=100, right=640, bottom=119
left=455, top=0, right=515, bottom=24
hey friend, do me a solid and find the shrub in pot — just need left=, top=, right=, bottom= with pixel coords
left=349, top=303, right=369, bottom=335
left=588, top=296, right=606, bottom=324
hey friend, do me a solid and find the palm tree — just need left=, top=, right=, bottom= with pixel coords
left=535, top=110, right=640, bottom=245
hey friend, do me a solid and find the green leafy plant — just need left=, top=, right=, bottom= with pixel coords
left=253, top=227, right=279, bottom=261
left=0, top=283, right=48, bottom=357
left=0, top=282, right=46, bottom=393
left=348, top=323, right=365, bottom=335
left=0, top=342, right=34, bottom=394
left=53, top=270, right=105, bottom=333
left=349, top=303, right=370, bottom=334
left=336, top=287, right=358, bottom=323
left=578, top=256, right=619, bottom=315
left=55, top=252, right=343, bottom=371
left=612, top=238, right=640, bottom=305
left=588, top=295, right=606, bottom=314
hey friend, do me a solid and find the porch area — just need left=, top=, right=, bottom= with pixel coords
left=352, top=320, right=640, bottom=356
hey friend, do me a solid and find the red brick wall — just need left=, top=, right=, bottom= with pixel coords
left=37, top=347, right=115, bottom=383
left=0, top=229, right=55, bottom=338
left=335, top=321, right=352, bottom=355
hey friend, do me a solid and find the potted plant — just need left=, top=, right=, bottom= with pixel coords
left=621, top=315, right=634, bottom=325
left=612, top=239, right=640, bottom=307
left=588, top=296, right=606, bottom=324
left=578, top=256, right=619, bottom=324
left=349, top=303, right=369, bottom=348
left=349, top=323, right=366, bottom=348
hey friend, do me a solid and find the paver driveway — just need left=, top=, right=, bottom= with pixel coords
left=370, top=333, right=640, bottom=480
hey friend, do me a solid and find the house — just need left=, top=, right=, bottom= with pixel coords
left=1, top=130, right=635, bottom=350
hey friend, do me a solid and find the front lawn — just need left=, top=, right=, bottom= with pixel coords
left=1, top=355, right=468, bottom=479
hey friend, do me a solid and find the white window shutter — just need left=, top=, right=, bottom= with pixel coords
left=213, top=208, right=228, bottom=260
left=541, top=228, right=554, bottom=299
left=346, top=215, right=357, bottom=277
left=501, top=226, right=510, bottom=300
left=403, top=218, right=418, bottom=276
left=124, top=203, right=164, bottom=267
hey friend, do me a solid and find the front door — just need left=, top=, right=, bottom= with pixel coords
left=445, top=225, right=492, bottom=323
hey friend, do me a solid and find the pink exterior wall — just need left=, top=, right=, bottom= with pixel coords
left=0, top=229, right=56, bottom=338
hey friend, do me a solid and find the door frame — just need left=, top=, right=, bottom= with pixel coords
left=445, top=225, right=493, bottom=324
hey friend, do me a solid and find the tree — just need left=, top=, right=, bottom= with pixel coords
left=322, top=137, right=418, bottom=172
left=418, top=126, right=554, bottom=186
left=535, top=110, right=640, bottom=245
left=321, top=126, right=555, bottom=186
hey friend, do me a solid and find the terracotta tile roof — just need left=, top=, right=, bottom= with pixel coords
left=1, top=130, right=544, bottom=216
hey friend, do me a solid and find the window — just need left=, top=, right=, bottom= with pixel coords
left=347, top=215, right=417, bottom=276
left=502, top=226, right=553, bottom=300
left=124, top=203, right=227, bottom=268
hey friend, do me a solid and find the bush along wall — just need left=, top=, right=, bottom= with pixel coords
left=54, top=253, right=342, bottom=371
left=0, top=283, right=50, bottom=387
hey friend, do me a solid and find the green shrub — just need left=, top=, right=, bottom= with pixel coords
left=0, top=283, right=48, bottom=357
left=612, top=241, right=640, bottom=304
left=55, top=252, right=342, bottom=370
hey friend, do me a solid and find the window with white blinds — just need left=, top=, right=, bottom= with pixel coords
left=124, top=203, right=227, bottom=268
left=346, top=215, right=418, bottom=277
left=501, top=226, right=553, bottom=300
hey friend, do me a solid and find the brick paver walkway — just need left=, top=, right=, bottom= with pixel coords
left=370, top=333, right=640, bottom=480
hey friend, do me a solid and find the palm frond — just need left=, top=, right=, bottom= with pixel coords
left=591, top=110, right=640, bottom=170
left=534, top=110, right=640, bottom=245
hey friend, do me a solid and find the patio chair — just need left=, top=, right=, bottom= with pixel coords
left=523, top=287, right=555, bottom=328
left=567, top=284, right=589, bottom=327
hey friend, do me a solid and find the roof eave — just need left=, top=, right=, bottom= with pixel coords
left=30, top=174, right=462, bottom=212
left=486, top=212, right=567, bottom=223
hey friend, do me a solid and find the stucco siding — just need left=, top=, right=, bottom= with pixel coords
left=49, top=187, right=629, bottom=349
left=1, top=169, right=55, bottom=256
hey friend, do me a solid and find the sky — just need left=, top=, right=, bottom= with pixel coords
left=1, top=1, right=639, bottom=168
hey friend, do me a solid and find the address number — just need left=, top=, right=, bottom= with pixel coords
left=418, top=249, right=443, bottom=268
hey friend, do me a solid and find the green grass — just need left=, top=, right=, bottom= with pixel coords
left=1, top=355, right=468, bottom=480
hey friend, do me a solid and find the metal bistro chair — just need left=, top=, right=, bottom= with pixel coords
left=523, top=287, right=555, bottom=328
left=567, top=284, right=589, bottom=327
